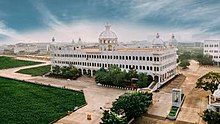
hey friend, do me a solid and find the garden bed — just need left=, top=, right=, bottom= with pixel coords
left=16, top=65, right=51, bottom=76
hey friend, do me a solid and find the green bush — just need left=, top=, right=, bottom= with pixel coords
left=95, top=66, right=153, bottom=88
left=202, top=109, right=220, bottom=124
left=111, top=92, right=152, bottom=120
left=51, top=65, right=80, bottom=79
left=101, top=110, right=128, bottom=124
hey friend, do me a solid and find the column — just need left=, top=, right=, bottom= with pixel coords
left=91, top=70, right=93, bottom=77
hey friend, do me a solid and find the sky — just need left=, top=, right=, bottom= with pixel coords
left=0, top=0, right=220, bottom=44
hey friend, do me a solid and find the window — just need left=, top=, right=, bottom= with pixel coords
left=139, top=66, right=142, bottom=70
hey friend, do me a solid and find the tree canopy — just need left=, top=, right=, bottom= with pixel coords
left=111, top=92, right=152, bottom=120
left=95, top=66, right=153, bottom=88
left=101, top=92, right=152, bottom=123
left=51, top=65, right=80, bottom=79
left=202, top=109, right=220, bottom=124
left=101, top=110, right=128, bottom=124
left=179, top=60, right=190, bottom=69
left=196, top=72, right=220, bottom=93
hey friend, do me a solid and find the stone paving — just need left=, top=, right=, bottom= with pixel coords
left=137, top=60, right=220, bottom=124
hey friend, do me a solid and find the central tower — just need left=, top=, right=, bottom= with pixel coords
left=99, top=23, right=118, bottom=51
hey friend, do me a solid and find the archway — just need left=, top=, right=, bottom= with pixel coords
left=154, top=75, right=159, bottom=83
left=88, top=69, right=91, bottom=76
left=78, top=69, right=82, bottom=75
left=92, top=70, right=96, bottom=76
left=83, top=69, right=87, bottom=75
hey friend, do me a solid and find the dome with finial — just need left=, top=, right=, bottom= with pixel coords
left=99, top=23, right=117, bottom=39
left=169, top=34, right=178, bottom=47
left=152, top=33, right=166, bottom=48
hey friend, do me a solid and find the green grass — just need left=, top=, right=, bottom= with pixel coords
left=16, top=65, right=51, bottom=76
left=0, top=56, right=42, bottom=69
left=168, top=106, right=179, bottom=117
left=0, top=78, right=86, bottom=124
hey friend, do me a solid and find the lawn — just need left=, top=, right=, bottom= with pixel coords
left=0, top=56, right=42, bottom=69
left=16, top=65, right=51, bottom=76
left=168, top=106, right=179, bottom=117
left=0, top=78, right=86, bottom=124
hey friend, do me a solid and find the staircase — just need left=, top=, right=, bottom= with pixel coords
left=148, top=81, right=158, bottom=91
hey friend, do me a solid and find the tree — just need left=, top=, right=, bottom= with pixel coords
left=197, top=54, right=213, bottom=65
left=108, top=65, right=123, bottom=85
left=51, top=65, right=80, bottom=79
left=179, top=60, right=190, bottom=69
left=101, top=110, right=128, bottom=124
left=69, top=66, right=80, bottom=79
left=111, top=92, right=152, bottom=120
left=51, top=65, right=60, bottom=74
left=196, top=72, right=220, bottom=93
left=202, top=109, right=220, bottom=124
left=95, top=67, right=111, bottom=85
left=178, top=52, right=191, bottom=61
left=125, top=68, right=138, bottom=84
left=137, top=73, right=151, bottom=88
left=113, top=71, right=127, bottom=87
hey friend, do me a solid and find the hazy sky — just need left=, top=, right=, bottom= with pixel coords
left=0, top=0, right=220, bottom=44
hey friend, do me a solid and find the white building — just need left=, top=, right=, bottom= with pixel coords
left=50, top=24, right=177, bottom=90
left=204, top=40, right=220, bottom=66
left=208, top=84, right=220, bottom=112
left=14, top=43, right=50, bottom=54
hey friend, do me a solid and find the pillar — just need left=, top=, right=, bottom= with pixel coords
left=91, top=70, right=93, bottom=77
left=81, top=69, right=84, bottom=75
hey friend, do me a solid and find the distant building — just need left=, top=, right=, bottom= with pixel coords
left=204, top=40, right=220, bottom=66
left=178, top=42, right=203, bottom=48
left=50, top=24, right=178, bottom=91
left=0, top=46, right=4, bottom=54
left=13, top=43, right=50, bottom=55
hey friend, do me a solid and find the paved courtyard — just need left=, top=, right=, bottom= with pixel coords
left=137, top=60, right=220, bottom=124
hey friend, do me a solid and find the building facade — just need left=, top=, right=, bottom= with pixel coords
left=14, top=43, right=50, bottom=55
left=204, top=40, right=220, bottom=66
left=50, top=24, right=177, bottom=90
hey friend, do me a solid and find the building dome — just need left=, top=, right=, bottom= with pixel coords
left=99, top=24, right=117, bottom=39
left=169, top=34, right=178, bottom=47
left=213, top=84, right=220, bottom=99
left=152, top=33, right=166, bottom=48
